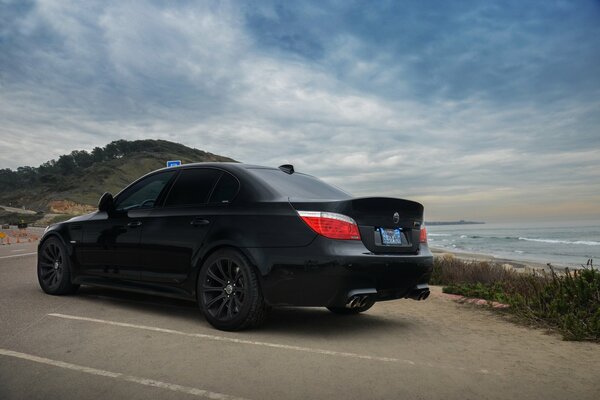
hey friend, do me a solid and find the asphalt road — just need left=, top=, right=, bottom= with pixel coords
left=1, top=241, right=598, bottom=400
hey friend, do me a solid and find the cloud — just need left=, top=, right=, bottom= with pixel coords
left=1, top=0, right=599, bottom=221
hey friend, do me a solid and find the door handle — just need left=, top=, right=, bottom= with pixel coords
left=127, top=221, right=142, bottom=228
left=190, top=218, right=210, bottom=226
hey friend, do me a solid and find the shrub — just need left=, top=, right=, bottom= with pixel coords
left=433, top=255, right=600, bottom=342
left=431, top=254, right=519, bottom=286
left=507, top=267, right=600, bottom=341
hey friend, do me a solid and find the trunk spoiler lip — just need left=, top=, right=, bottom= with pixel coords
left=288, top=196, right=424, bottom=208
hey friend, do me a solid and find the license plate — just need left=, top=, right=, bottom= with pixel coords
left=379, top=228, right=403, bottom=245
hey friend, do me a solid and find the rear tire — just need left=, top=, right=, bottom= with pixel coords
left=37, top=237, right=79, bottom=295
left=197, top=249, right=268, bottom=331
left=327, top=299, right=375, bottom=315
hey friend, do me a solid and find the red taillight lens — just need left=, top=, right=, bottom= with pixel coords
left=298, top=211, right=361, bottom=240
left=419, top=224, right=428, bottom=243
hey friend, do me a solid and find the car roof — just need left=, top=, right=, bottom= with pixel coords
left=156, top=162, right=276, bottom=173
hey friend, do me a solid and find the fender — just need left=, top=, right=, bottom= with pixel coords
left=189, top=241, right=262, bottom=299
left=39, top=230, right=72, bottom=256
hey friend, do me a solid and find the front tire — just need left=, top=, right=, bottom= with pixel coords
left=37, top=237, right=79, bottom=295
left=198, top=249, right=268, bottom=331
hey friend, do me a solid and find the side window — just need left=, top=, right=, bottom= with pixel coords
left=209, top=172, right=240, bottom=204
left=114, top=171, right=176, bottom=212
left=164, top=168, right=222, bottom=207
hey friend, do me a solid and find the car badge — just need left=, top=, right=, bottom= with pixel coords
left=393, top=212, right=400, bottom=224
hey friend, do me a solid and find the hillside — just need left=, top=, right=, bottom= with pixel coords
left=0, top=139, right=235, bottom=213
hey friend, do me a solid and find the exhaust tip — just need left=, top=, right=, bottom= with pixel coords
left=346, top=295, right=373, bottom=309
left=346, top=296, right=360, bottom=309
left=408, top=285, right=430, bottom=301
left=357, top=295, right=370, bottom=308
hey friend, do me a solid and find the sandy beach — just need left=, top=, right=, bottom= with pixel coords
left=430, top=246, right=558, bottom=271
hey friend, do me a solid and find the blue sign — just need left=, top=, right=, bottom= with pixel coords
left=166, top=160, right=182, bottom=167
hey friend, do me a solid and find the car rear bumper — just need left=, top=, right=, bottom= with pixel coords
left=245, top=237, right=434, bottom=307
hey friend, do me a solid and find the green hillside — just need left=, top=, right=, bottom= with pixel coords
left=0, top=139, right=235, bottom=212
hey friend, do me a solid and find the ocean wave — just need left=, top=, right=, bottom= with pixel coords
left=518, top=237, right=600, bottom=246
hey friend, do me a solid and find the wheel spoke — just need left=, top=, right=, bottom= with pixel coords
left=206, top=293, right=226, bottom=308
left=43, top=247, right=54, bottom=261
left=226, top=298, right=234, bottom=318
left=201, top=285, right=223, bottom=292
left=207, top=269, right=225, bottom=285
left=216, top=296, right=228, bottom=318
left=226, top=259, right=233, bottom=280
left=216, top=260, right=227, bottom=281
left=50, top=244, right=59, bottom=259
left=222, top=260, right=230, bottom=281
left=233, top=296, right=242, bottom=310
left=42, top=269, right=54, bottom=279
left=46, top=245, right=53, bottom=259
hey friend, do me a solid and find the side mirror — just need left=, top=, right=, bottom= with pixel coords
left=98, top=192, right=114, bottom=212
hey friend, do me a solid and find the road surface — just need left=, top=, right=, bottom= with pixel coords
left=1, top=241, right=598, bottom=399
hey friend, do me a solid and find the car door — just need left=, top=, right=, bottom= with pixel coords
left=138, top=168, right=239, bottom=284
left=78, top=170, right=177, bottom=281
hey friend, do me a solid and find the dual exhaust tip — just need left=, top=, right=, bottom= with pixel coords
left=346, top=295, right=372, bottom=309
left=408, top=284, right=430, bottom=301
left=409, top=289, right=430, bottom=301
left=344, top=284, right=430, bottom=308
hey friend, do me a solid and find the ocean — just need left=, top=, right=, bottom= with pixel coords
left=427, top=221, right=600, bottom=268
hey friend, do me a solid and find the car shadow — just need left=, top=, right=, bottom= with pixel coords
left=258, top=306, right=412, bottom=337
left=74, top=286, right=413, bottom=337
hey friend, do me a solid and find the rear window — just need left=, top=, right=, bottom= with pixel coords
left=248, top=168, right=351, bottom=199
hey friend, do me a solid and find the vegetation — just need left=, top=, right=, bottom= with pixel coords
left=432, top=255, right=600, bottom=341
left=0, top=139, right=234, bottom=211
left=0, top=209, right=43, bottom=225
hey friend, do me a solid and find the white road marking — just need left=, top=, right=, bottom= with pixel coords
left=0, top=348, right=250, bottom=400
left=11, top=249, right=26, bottom=252
left=0, top=252, right=37, bottom=259
left=48, top=313, right=495, bottom=375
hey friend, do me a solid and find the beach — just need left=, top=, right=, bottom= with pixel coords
left=430, top=246, right=554, bottom=271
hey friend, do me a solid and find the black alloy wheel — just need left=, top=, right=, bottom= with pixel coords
left=202, top=258, right=246, bottom=320
left=198, top=249, right=268, bottom=331
left=37, top=237, right=79, bottom=295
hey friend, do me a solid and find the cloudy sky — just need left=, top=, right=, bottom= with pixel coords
left=1, top=0, right=599, bottom=222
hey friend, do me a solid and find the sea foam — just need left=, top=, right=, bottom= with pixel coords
left=518, top=237, right=600, bottom=246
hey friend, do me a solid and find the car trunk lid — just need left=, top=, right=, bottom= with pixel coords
left=290, top=197, right=424, bottom=254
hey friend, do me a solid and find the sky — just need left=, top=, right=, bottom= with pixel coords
left=1, top=0, right=599, bottom=222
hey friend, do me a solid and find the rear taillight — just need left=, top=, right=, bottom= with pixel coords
left=419, top=223, right=428, bottom=243
left=297, top=211, right=361, bottom=240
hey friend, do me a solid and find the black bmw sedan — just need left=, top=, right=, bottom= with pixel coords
left=38, top=163, right=433, bottom=331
